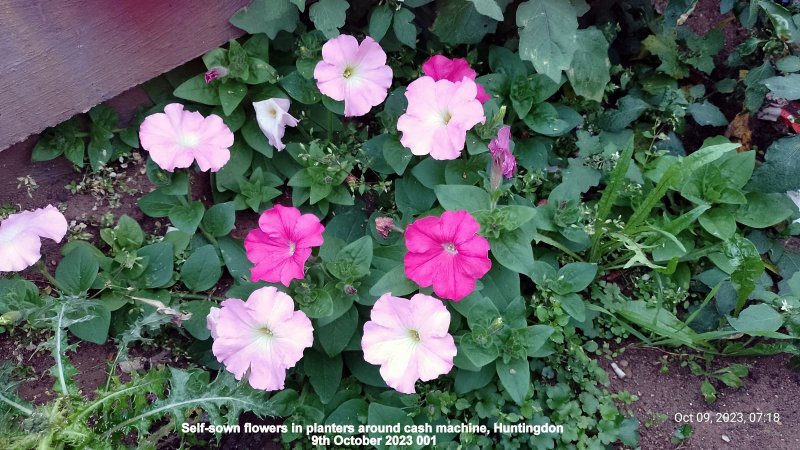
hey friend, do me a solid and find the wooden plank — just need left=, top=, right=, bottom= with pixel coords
left=0, top=0, right=250, bottom=152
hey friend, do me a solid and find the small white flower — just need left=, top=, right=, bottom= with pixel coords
left=253, top=98, right=299, bottom=151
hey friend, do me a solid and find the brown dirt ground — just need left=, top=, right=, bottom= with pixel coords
left=601, top=346, right=800, bottom=450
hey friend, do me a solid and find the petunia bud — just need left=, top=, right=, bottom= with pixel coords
left=344, top=284, right=358, bottom=295
left=204, top=66, right=230, bottom=84
left=0, top=311, right=22, bottom=326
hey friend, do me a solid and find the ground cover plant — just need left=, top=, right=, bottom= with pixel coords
left=2, top=0, right=800, bottom=448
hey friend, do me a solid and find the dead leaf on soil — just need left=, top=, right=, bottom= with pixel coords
left=725, top=112, right=752, bottom=152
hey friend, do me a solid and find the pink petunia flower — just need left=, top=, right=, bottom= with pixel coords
left=139, top=103, right=234, bottom=172
left=397, top=76, right=486, bottom=160
left=361, top=293, right=457, bottom=394
left=244, top=205, right=324, bottom=286
left=253, top=98, right=299, bottom=151
left=207, top=286, right=313, bottom=391
left=0, top=205, right=68, bottom=272
left=422, top=55, right=490, bottom=104
left=404, top=210, right=491, bottom=301
left=489, top=125, right=517, bottom=185
left=314, top=35, right=393, bottom=117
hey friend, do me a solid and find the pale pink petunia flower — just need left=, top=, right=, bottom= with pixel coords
left=489, top=125, right=517, bottom=181
left=207, top=287, right=313, bottom=391
left=139, top=103, right=234, bottom=172
left=253, top=98, right=299, bottom=151
left=422, top=55, right=490, bottom=103
left=404, top=210, right=491, bottom=301
left=397, top=76, right=486, bottom=161
left=0, top=205, right=68, bottom=272
left=244, top=204, right=324, bottom=286
left=361, top=293, right=457, bottom=394
left=314, top=35, right=393, bottom=117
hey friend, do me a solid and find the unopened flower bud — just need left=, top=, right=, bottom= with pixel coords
left=204, top=66, right=230, bottom=84
left=344, top=285, right=357, bottom=295
left=346, top=174, right=358, bottom=189
left=0, top=311, right=22, bottom=326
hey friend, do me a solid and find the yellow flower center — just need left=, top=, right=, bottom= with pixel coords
left=258, top=326, right=274, bottom=337
left=342, top=66, right=355, bottom=79
left=408, top=329, right=421, bottom=342
left=443, top=242, right=458, bottom=255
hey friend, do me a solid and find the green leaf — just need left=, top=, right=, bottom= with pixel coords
left=218, top=82, right=248, bottom=116
left=567, top=28, right=611, bottom=102
left=309, top=0, right=349, bottom=39
left=304, top=350, right=342, bottom=404
left=735, top=193, right=794, bottom=228
left=517, top=0, right=578, bottom=82
left=138, top=242, right=175, bottom=288
left=68, top=302, right=110, bottom=344
left=744, top=61, right=774, bottom=112
left=368, top=404, right=412, bottom=442
left=182, top=301, right=215, bottom=340
left=383, top=136, right=412, bottom=175
left=369, top=5, right=394, bottom=41
left=168, top=201, right=205, bottom=234
left=776, top=55, right=800, bottom=73
left=229, top=0, right=300, bottom=38
left=217, top=236, right=252, bottom=282
left=525, top=325, right=554, bottom=356
left=688, top=101, right=728, bottom=126
left=699, top=209, right=737, bottom=240
left=747, top=136, right=800, bottom=192
left=642, top=33, right=687, bottom=79
left=56, top=246, right=100, bottom=295
left=597, top=95, right=649, bottom=131
left=459, top=333, right=499, bottom=367
left=202, top=202, right=236, bottom=237
left=318, top=306, right=358, bottom=357
left=139, top=190, right=178, bottom=218
left=467, top=0, right=504, bottom=20
left=173, top=75, right=221, bottom=105
left=393, top=8, right=417, bottom=48
left=559, top=293, right=586, bottom=321
left=496, top=358, right=530, bottom=405
left=369, top=266, right=418, bottom=297
left=434, top=185, right=491, bottom=212
left=328, top=236, right=373, bottom=281
left=723, top=235, right=765, bottom=311
left=180, top=245, right=222, bottom=292
left=240, top=118, right=272, bottom=157
left=280, top=71, right=321, bottom=104
left=433, top=0, right=499, bottom=45
left=104, top=368, right=292, bottom=437
left=555, top=262, right=597, bottom=294
left=728, top=304, right=783, bottom=334
left=114, top=215, right=145, bottom=250
left=490, top=228, right=535, bottom=274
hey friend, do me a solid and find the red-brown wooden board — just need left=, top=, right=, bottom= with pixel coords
left=0, top=0, right=250, bottom=152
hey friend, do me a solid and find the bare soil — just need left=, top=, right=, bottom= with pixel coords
left=601, top=346, right=800, bottom=450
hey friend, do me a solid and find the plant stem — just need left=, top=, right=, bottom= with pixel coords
left=36, top=261, right=61, bottom=290
left=0, top=393, right=33, bottom=416
left=532, top=233, right=585, bottom=262
left=54, top=303, right=69, bottom=395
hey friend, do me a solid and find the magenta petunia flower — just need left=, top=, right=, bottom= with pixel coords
left=314, top=34, right=393, bottom=117
left=422, top=55, right=490, bottom=104
left=253, top=98, right=299, bottom=151
left=404, top=210, right=491, bottom=301
left=361, top=293, right=457, bottom=394
left=397, top=76, right=486, bottom=160
left=139, top=103, right=234, bottom=172
left=0, top=205, right=68, bottom=272
left=244, top=205, right=324, bottom=286
left=207, top=286, right=313, bottom=391
left=489, top=125, right=517, bottom=179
